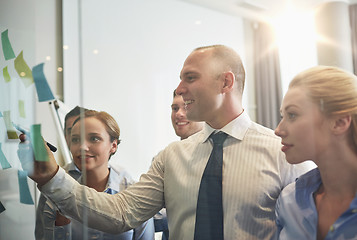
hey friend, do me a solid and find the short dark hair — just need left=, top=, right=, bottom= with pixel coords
left=64, top=106, right=88, bottom=130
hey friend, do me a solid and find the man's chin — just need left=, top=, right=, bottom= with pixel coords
left=175, top=129, right=183, bottom=136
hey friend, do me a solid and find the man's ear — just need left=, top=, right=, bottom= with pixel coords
left=332, top=115, right=352, bottom=135
left=222, top=71, right=234, bottom=93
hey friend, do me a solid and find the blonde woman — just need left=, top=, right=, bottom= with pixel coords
left=275, top=66, right=357, bottom=240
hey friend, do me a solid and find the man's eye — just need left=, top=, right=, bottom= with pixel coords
left=186, top=75, right=196, bottom=82
left=172, top=107, right=179, bottom=111
left=71, top=137, right=80, bottom=143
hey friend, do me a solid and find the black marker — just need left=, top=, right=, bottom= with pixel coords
left=46, top=142, right=58, bottom=152
left=12, top=123, right=57, bottom=152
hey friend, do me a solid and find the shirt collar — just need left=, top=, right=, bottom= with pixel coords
left=67, top=161, right=80, bottom=172
left=77, top=166, right=121, bottom=194
left=105, top=167, right=121, bottom=193
left=65, top=162, right=82, bottom=180
left=295, top=168, right=321, bottom=209
left=200, top=110, right=251, bottom=143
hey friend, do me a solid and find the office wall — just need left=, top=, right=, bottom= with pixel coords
left=63, top=0, right=248, bottom=180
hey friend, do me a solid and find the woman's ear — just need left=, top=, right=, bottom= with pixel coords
left=110, top=140, right=118, bottom=154
left=222, top=71, right=234, bottom=93
left=331, top=115, right=352, bottom=135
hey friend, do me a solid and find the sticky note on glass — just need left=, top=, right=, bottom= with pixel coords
left=1, top=29, right=16, bottom=61
left=14, top=51, right=34, bottom=88
left=3, top=66, right=11, bottom=83
left=3, top=111, right=19, bottom=139
left=0, top=201, right=5, bottom=214
left=18, top=170, right=34, bottom=205
left=30, top=124, right=49, bottom=161
left=32, top=63, right=55, bottom=102
left=18, top=100, right=26, bottom=118
left=0, top=143, right=11, bottom=170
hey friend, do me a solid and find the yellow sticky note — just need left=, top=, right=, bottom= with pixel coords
left=2, top=111, right=18, bottom=139
left=14, top=51, right=34, bottom=88
left=3, top=66, right=11, bottom=83
left=18, top=100, right=26, bottom=118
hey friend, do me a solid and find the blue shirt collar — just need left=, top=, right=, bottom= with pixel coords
left=295, top=168, right=322, bottom=209
left=76, top=166, right=121, bottom=194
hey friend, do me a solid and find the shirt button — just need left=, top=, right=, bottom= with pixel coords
left=329, top=225, right=334, bottom=232
left=352, top=209, right=357, bottom=213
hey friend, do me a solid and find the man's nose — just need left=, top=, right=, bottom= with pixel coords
left=176, top=107, right=186, bottom=118
left=175, top=81, right=186, bottom=96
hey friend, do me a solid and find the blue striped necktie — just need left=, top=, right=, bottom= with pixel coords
left=194, top=131, right=228, bottom=240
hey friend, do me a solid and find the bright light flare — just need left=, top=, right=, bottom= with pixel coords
left=271, top=6, right=318, bottom=95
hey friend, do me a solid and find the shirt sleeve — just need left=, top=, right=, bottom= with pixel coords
left=35, top=193, right=61, bottom=240
left=35, top=194, right=49, bottom=240
left=273, top=195, right=283, bottom=240
left=40, top=157, right=165, bottom=235
left=54, top=224, right=71, bottom=240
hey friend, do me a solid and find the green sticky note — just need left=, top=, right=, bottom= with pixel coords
left=3, top=66, right=11, bottom=83
left=3, top=111, right=19, bottom=139
left=0, top=143, right=12, bottom=169
left=14, top=51, right=34, bottom=88
left=17, top=170, right=34, bottom=205
left=18, top=100, right=26, bottom=118
left=1, top=29, right=16, bottom=60
left=30, top=124, right=49, bottom=162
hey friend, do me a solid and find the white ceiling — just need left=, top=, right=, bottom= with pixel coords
left=179, top=0, right=357, bottom=21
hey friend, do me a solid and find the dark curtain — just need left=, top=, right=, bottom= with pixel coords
left=253, top=22, right=282, bottom=129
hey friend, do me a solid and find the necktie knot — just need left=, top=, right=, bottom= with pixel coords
left=210, top=132, right=228, bottom=146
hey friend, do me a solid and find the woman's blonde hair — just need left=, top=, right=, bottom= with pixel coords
left=289, top=65, right=357, bottom=149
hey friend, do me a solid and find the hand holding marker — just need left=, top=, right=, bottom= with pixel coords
left=13, top=122, right=57, bottom=152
